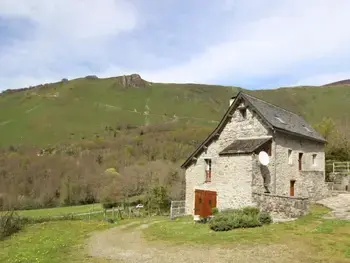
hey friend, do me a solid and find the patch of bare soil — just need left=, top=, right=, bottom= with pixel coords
left=88, top=222, right=310, bottom=263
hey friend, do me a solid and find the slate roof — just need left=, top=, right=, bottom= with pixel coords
left=219, top=138, right=272, bottom=155
left=242, top=93, right=325, bottom=142
left=181, top=91, right=326, bottom=169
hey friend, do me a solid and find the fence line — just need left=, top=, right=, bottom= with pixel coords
left=333, top=161, right=350, bottom=173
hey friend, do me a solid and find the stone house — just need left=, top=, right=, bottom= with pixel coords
left=181, top=92, right=329, bottom=218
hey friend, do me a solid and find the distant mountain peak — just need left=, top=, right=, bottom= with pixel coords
left=115, top=74, right=147, bottom=89
left=323, top=79, right=350, bottom=86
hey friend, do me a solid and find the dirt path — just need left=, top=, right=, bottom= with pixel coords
left=88, top=222, right=306, bottom=263
left=317, top=193, right=350, bottom=220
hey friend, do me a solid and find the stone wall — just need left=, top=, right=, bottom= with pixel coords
left=184, top=96, right=326, bottom=216
left=185, top=100, right=272, bottom=215
left=274, top=133, right=326, bottom=197
left=252, top=154, right=275, bottom=194
left=252, top=192, right=309, bottom=218
left=300, top=171, right=330, bottom=200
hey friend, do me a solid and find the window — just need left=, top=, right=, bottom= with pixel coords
left=312, top=154, right=317, bottom=166
left=298, top=153, right=303, bottom=170
left=205, top=159, right=212, bottom=182
left=239, top=108, right=247, bottom=119
left=290, top=180, right=295, bottom=196
left=288, top=149, right=292, bottom=164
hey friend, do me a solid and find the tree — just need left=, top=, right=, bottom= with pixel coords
left=315, top=117, right=336, bottom=140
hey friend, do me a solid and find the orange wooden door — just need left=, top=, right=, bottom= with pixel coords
left=205, top=190, right=217, bottom=216
left=195, top=190, right=217, bottom=217
left=194, top=190, right=202, bottom=215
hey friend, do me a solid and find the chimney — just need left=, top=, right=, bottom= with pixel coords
left=229, top=96, right=236, bottom=107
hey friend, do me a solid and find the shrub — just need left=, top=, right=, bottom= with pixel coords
left=0, top=211, right=23, bottom=240
left=209, top=206, right=272, bottom=232
left=242, top=206, right=260, bottom=216
left=102, top=202, right=118, bottom=210
left=212, top=207, right=219, bottom=215
left=258, top=211, right=273, bottom=225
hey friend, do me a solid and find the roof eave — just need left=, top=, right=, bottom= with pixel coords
left=180, top=91, right=245, bottom=169
left=274, top=127, right=327, bottom=144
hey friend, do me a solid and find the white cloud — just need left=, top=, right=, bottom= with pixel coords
left=1, top=0, right=350, bottom=90
left=0, top=0, right=138, bottom=89
left=0, top=0, right=137, bottom=39
left=139, top=0, right=350, bottom=86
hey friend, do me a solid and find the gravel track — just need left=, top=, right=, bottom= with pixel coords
left=88, top=222, right=305, bottom=263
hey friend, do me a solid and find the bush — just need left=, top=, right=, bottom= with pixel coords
left=209, top=206, right=272, bottom=232
left=258, top=211, right=273, bottom=225
left=242, top=206, right=260, bottom=216
left=212, top=207, right=219, bottom=215
left=102, top=202, right=119, bottom=210
left=0, top=211, right=23, bottom=240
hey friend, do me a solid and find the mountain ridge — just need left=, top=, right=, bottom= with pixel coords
left=0, top=74, right=349, bottom=147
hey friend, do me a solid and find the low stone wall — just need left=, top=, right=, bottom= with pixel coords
left=252, top=192, right=309, bottom=218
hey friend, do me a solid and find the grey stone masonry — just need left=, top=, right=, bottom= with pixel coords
left=184, top=93, right=327, bottom=218
left=273, top=133, right=326, bottom=198
left=252, top=192, right=309, bottom=218
left=185, top=105, right=271, bottom=215
left=299, top=171, right=330, bottom=200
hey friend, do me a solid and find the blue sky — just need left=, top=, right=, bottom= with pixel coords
left=1, top=0, right=350, bottom=91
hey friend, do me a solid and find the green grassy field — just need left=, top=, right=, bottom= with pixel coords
left=9, top=203, right=102, bottom=218
left=0, top=75, right=349, bottom=147
left=143, top=205, right=350, bottom=261
left=0, top=220, right=113, bottom=263
left=1, top=205, right=350, bottom=262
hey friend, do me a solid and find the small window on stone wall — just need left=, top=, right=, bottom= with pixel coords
left=312, top=154, right=317, bottom=166
left=239, top=108, right=247, bottom=119
left=205, top=159, right=212, bottom=182
left=288, top=149, right=292, bottom=164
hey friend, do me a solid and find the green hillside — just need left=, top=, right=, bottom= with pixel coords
left=1, top=74, right=350, bottom=211
left=0, top=75, right=349, bottom=147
